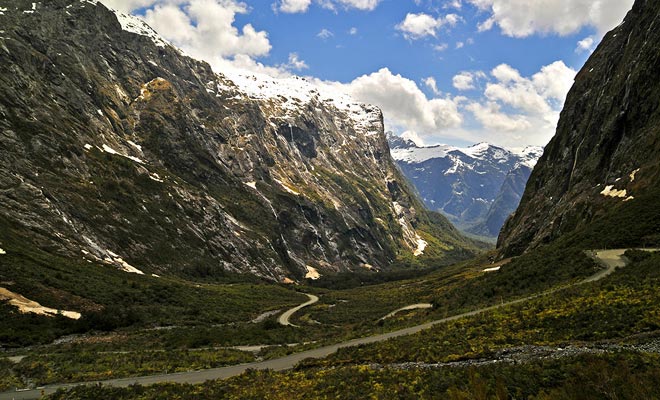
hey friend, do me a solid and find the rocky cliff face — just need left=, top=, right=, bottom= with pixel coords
left=498, top=0, right=660, bottom=255
left=0, top=0, right=476, bottom=281
left=387, top=133, right=541, bottom=238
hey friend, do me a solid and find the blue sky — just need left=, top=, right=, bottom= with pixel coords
left=106, top=0, right=634, bottom=149
left=239, top=2, right=591, bottom=84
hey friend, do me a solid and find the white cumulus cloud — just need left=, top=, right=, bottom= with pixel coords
left=452, top=72, right=475, bottom=90
left=396, top=13, right=460, bottom=40
left=423, top=77, right=441, bottom=95
left=142, top=0, right=271, bottom=62
left=288, top=0, right=381, bottom=12
left=278, top=0, right=312, bottom=13
left=576, top=36, right=595, bottom=53
left=281, top=53, right=308, bottom=70
left=335, top=0, right=381, bottom=10
left=469, top=0, right=634, bottom=37
left=463, top=61, right=577, bottom=147
left=467, top=102, right=531, bottom=132
left=346, top=68, right=463, bottom=134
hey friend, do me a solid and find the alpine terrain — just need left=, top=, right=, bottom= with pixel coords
left=0, top=0, right=480, bottom=286
left=3, top=0, right=660, bottom=399
left=388, top=133, right=542, bottom=238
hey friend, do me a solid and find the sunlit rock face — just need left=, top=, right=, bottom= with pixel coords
left=0, top=0, right=477, bottom=281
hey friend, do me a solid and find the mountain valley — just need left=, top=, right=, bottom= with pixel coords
left=1, top=0, right=660, bottom=398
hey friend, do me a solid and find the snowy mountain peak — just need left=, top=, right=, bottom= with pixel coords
left=513, top=146, right=545, bottom=168
left=386, top=132, right=417, bottom=149
left=387, top=133, right=544, bottom=238
left=113, top=9, right=170, bottom=48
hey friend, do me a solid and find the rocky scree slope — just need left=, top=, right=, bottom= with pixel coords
left=388, top=133, right=542, bottom=238
left=498, top=0, right=660, bottom=255
left=0, top=0, right=478, bottom=282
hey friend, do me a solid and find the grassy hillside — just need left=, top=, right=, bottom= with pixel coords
left=40, top=251, right=660, bottom=398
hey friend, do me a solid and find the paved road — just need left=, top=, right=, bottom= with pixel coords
left=380, top=303, right=433, bottom=320
left=2, top=249, right=655, bottom=400
left=584, top=248, right=658, bottom=283
left=277, top=293, right=319, bottom=327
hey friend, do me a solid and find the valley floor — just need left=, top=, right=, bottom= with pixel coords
left=2, top=248, right=658, bottom=399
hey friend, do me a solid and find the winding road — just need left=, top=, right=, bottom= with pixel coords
left=277, top=293, right=319, bottom=327
left=380, top=303, right=433, bottom=320
left=1, top=249, right=654, bottom=400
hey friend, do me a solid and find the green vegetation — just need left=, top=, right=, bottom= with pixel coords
left=310, top=252, right=660, bottom=367
left=3, top=173, right=658, bottom=396
left=11, top=348, right=253, bottom=387
left=40, top=250, right=660, bottom=398
left=0, top=216, right=306, bottom=348
left=46, top=352, right=660, bottom=399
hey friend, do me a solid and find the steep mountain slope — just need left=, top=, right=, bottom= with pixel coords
left=498, top=0, right=660, bottom=255
left=469, top=163, right=533, bottom=238
left=0, top=0, right=479, bottom=283
left=388, top=133, right=542, bottom=238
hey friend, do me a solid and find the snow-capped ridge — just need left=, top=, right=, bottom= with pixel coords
left=512, top=146, right=544, bottom=168
left=225, top=71, right=382, bottom=137
left=112, top=9, right=170, bottom=48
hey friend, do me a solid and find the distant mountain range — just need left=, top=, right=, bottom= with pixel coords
left=387, top=133, right=543, bottom=238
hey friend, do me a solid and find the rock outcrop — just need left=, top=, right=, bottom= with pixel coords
left=498, top=0, right=660, bottom=255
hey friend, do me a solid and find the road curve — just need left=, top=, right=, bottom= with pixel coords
left=1, top=249, right=654, bottom=400
left=380, top=303, right=433, bottom=320
left=277, top=293, right=319, bottom=327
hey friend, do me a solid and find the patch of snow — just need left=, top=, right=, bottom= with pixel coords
left=136, top=77, right=167, bottom=101
left=444, top=155, right=469, bottom=175
left=105, top=250, right=145, bottom=275
left=390, top=144, right=456, bottom=163
left=0, top=287, right=81, bottom=320
left=413, top=234, right=427, bottom=257
left=96, top=109, right=103, bottom=116
left=151, top=274, right=160, bottom=278
left=0, top=248, right=5, bottom=255
left=112, top=10, right=169, bottom=48
left=84, top=143, right=93, bottom=150
left=101, top=144, right=144, bottom=163
left=224, top=72, right=382, bottom=137
left=274, top=179, right=300, bottom=195
left=117, top=258, right=144, bottom=274
left=630, top=168, right=640, bottom=182
left=483, top=266, right=501, bottom=272
left=600, top=185, right=628, bottom=199
left=244, top=181, right=257, bottom=189
left=459, top=142, right=492, bottom=159
left=305, top=266, right=321, bottom=280
left=149, top=173, right=164, bottom=183
left=511, top=146, right=544, bottom=168
left=127, top=140, right=143, bottom=152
